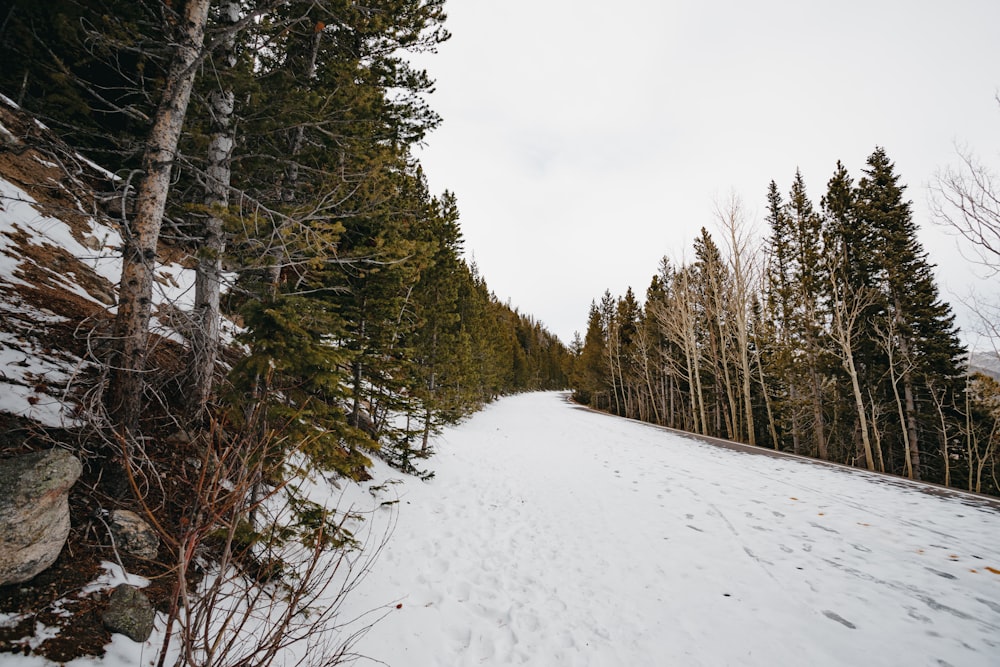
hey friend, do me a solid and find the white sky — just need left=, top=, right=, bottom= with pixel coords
left=412, top=0, right=1000, bottom=344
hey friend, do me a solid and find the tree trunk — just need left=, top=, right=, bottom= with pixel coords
left=107, top=0, right=212, bottom=433
left=188, top=0, right=240, bottom=422
left=753, top=334, right=779, bottom=450
left=902, top=370, right=921, bottom=480
left=846, top=353, right=876, bottom=471
left=809, top=365, right=828, bottom=459
left=929, top=383, right=951, bottom=487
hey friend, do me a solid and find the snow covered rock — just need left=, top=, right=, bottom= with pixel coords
left=101, top=583, right=155, bottom=642
left=110, top=509, right=160, bottom=560
left=0, top=449, right=81, bottom=585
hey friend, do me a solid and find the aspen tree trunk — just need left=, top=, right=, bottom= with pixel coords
left=188, top=0, right=240, bottom=421
left=929, top=384, right=951, bottom=487
left=605, top=320, right=622, bottom=416
left=719, top=198, right=757, bottom=446
left=690, top=331, right=707, bottom=435
left=888, top=364, right=914, bottom=478
left=715, top=315, right=740, bottom=441
left=636, top=326, right=661, bottom=424
left=846, top=355, right=876, bottom=470
left=666, top=373, right=674, bottom=428
left=881, top=306, right=921, bottom=479
left=896, top=327, right=922, bottom=479
left=789, top=385, right=802, bottom=455
left=643, top=347, right=661, bottom=424
left=809, top=365, right=828, bottom=459
left=903, top=377, right=921, bottom=477
left=107, top=0, right=212, bottom=433
left=752, top=328, right=779, bottom=450
left=827, top=276, right=877, bottom=471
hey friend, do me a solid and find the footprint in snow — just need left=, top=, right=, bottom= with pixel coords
left=924, top=567, right=957, bottom=580
left=809, top=521, right=839, bottom=534
left=976, top=597, right=1000, bottom=614
left=906, top=606, right=932, bottom=623
left=822, top=610, right=856, bottom=629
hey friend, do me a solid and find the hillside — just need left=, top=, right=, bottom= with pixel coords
left=0, top=94, right=195, bottom=430
left=971, top=351, right=1000, bottom=381
left=0, top=93, right=207, bottom=662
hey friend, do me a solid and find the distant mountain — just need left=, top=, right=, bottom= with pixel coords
left=969, top=350, right=1000, bottom=381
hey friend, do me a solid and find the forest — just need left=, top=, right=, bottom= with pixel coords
left=1, top=1, right=998, bottom=664
left=0, top=0, right=568, bottom=471
left=571, top=149, right=1000, bottom=497
left=0, top=1, right=567, bottom=663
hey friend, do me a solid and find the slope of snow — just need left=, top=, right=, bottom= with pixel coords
left=5, top=392, right=999, bottom=666
left=343, top=392, right=1000, bottom=667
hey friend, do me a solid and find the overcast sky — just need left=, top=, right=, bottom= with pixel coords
left=411, top=0, right=1000, bottom=345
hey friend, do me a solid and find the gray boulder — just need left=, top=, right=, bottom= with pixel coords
left=102, top=584, right=156, bottom=642
left=110, top=509, right=159, bottom=560
left=0, top=449, right=82, bottom=586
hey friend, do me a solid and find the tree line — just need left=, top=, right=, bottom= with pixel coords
left=572, top=148, right=999, bottom=496
left=2, top=4, right=571, bottom=661
left=0, top=0, right=568, bottom=482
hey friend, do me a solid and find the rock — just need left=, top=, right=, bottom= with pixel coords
left=110, top=509, right=159, bottom=560
left=0, top=449, right=82, bottom=586
left=165, top=429, right=193, bottom=446
left=102, top=584, right=155, bottom=642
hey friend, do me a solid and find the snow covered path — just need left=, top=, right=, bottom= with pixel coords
left=347, top=392, right=1000, bottom=666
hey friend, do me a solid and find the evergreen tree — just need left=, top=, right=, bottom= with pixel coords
left=787, top=170, right=830, bottom=460
left=855, top=147, right=966, bottom=480
left=575, top=301, right=610, bottom=409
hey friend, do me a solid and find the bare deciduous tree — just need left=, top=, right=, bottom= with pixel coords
left=716, top=193, right=759, bottom=446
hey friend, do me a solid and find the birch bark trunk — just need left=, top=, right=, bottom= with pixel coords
left=188, top=0, right=240, bottom=421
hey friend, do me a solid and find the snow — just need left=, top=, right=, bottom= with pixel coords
left=0, top=177, right=122, bottom=298
left=0, top=121, right=16, bottom=144
left=0, top=167, right=205, bottom=424
left=6, top=392, right=1000, bottom=666
left=73, top=154, right=120, bottom=183
left=79, top=561, right=150, bottom=595
left=339, top=392, right=1000, bottom=667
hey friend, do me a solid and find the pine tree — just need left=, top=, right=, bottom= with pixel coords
left=821, top=160, right=879, bottom=470
left=575, top=301, right=610, bottom=408
left=855, top=147, right=966, bottom=480
left=787, top=171, right=830, bottom=460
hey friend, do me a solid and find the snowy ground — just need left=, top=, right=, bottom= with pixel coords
left=5, top=392, right=999, bottom=666
left=344, top=391, right=1000, bottom=667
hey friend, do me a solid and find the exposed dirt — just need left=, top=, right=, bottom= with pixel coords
left=0, top=97, right=192, bottom=663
